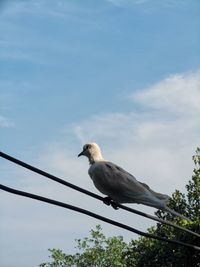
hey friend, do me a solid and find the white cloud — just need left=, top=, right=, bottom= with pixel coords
left=131, top=72, right=200, bottom=115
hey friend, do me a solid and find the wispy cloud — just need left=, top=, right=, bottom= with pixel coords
left=131, top=72, right=200, bottom=115
left=76, top=71, right=200, bottom=133
left=0, top=0, right=102, bottom=65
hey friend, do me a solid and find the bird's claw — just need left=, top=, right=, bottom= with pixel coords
left=103, top=196, right=112, bottom=206
left=103, top=197, right=119, bottom=210
left=111, top=202, right=119, bottom=210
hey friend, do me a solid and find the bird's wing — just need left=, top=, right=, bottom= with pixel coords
left=139, top=182, right=170, bottom=201
left=90, top=161, right=160, bottom=205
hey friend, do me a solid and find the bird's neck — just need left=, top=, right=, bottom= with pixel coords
left=89, top=152, right=104, bottom=165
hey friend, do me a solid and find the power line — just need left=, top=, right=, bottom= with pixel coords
left=0, top=150, right=199, bottom=239
left=0, top=183, right=199, bottom=251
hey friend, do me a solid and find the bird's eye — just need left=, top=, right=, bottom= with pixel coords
left=85, top=144, right=91, bottom=150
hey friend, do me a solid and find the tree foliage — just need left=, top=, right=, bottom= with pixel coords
left=39, top=148, right=200, bottom=267
left=39, top=225, right=129, bottom=267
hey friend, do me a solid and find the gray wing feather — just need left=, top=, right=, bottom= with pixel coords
left=89, top=161, right=166, bottom=208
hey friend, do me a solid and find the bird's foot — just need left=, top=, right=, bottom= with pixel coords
left=103, top=196, right=112, bottom=206
left=103, top=197, right=119, bottom=210
left=111, top=202, right=119, bottom=210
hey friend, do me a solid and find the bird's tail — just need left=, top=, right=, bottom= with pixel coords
left=164, top=206, right=191, bottom=222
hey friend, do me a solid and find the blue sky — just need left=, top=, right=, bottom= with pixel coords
left=0, top=1, right=200, bottom=266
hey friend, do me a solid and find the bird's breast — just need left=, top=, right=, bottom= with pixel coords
left=88, top=162, right=124, bottom=198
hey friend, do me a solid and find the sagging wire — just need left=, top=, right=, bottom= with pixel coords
left=0, top=183, right=199, bottom=251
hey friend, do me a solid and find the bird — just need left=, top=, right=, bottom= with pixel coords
left=78, top=142, right=190, bottom=221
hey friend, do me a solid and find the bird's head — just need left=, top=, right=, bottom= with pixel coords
left=78, top=143, right=103, bottom=164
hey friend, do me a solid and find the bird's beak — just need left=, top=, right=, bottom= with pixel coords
left=78, top=150, right=85, bottom=157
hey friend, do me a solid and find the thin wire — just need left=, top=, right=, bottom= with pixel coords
left=0, top=150, right=199, bottom=239
left=0, top=183, right=199, bottom=251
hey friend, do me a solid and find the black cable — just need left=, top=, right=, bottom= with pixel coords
left=0, top=183, right=199, bottom=251
left=0, top=150, right=199, bottom=239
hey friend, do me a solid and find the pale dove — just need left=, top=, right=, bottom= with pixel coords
left=78, top=142, right=189, bottom=220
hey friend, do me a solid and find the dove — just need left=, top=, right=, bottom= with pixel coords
left=78, top=142, right=190, bottom=221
